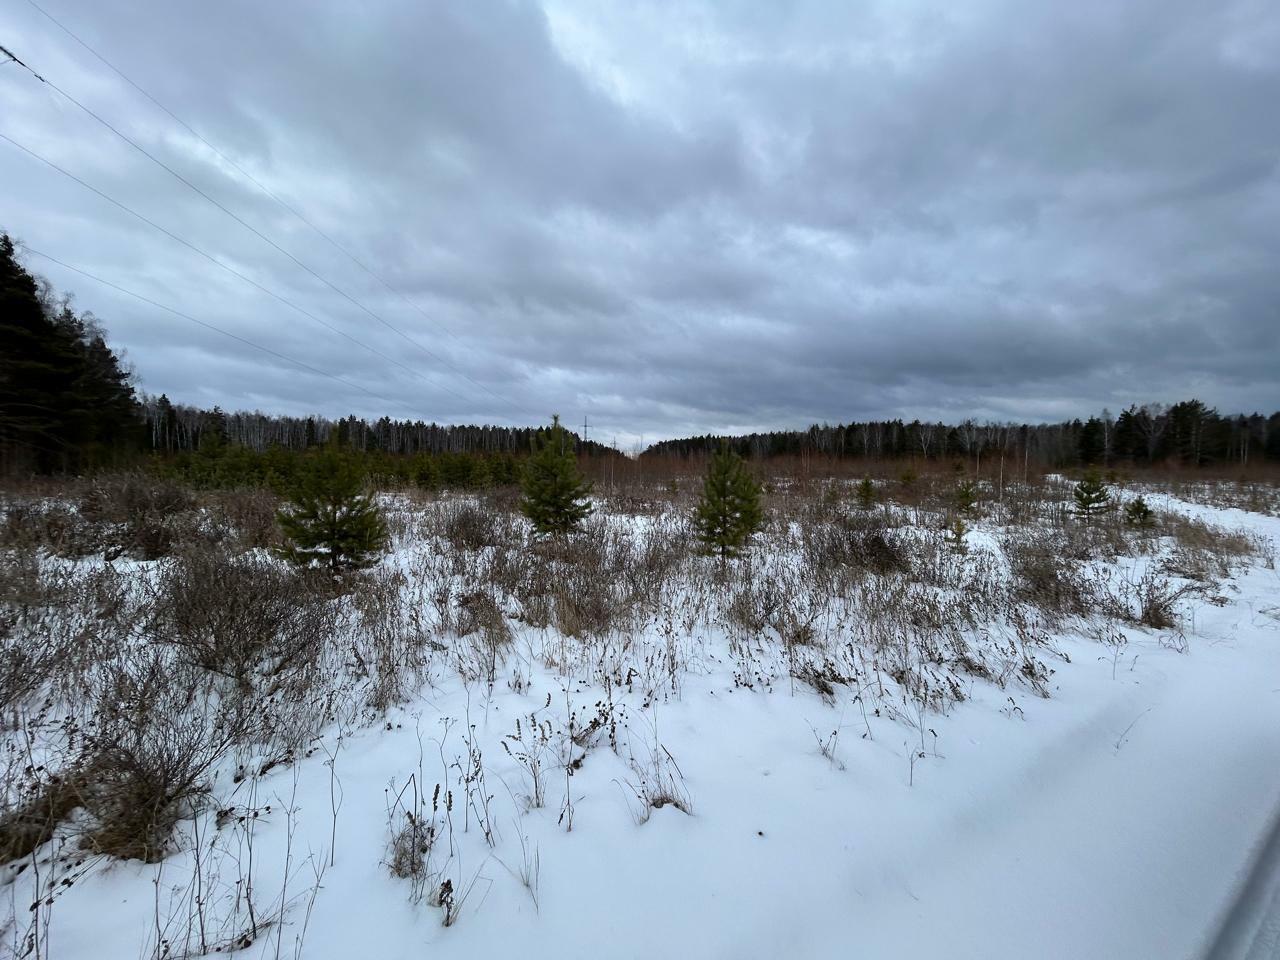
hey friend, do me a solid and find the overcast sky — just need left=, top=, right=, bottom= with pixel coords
left=2, top=0, right=1277, bottom=446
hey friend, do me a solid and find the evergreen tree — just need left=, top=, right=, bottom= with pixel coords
left=855, top=477, right=876, bottom=510
left=1072, top=469, right=1111, bottom=522
left=277, top=447, right=388, bottom=572
left=954, top=479, right=978, bottom=517
left=693, top=445, right=763, bottom=560
left=0, top=234, right=139, bottom=472
left=1124, top=495, right=1154, bottom=527
left=520, top=415, right=592, bottom=536
left=1078, top=417, right=1105, bottom=464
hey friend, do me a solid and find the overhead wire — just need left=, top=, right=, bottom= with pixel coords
left=1, top=32, right=521, bottom=417
left=24, top=0, right=473, bottom=348
left=7, top=12, right=628, bottom=445
left=0, top=129, right=471, bottom=405
left=21, top=245, right=420, bottom=415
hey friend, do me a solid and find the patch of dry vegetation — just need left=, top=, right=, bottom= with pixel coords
left=0, top=467, right=1268, bottom=941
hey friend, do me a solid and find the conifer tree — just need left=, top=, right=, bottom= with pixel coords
left=1072, top=469, right=1111, bottom=522
left=694, top=445, right=763, bottom=560
left=277, top=446, right=388, bottom=572
left=520, top=415, right=592, bottom=536
left=954, top=479, right=978, bottom=517
left=856, top=477, right=877, bottom=510
left=1124, top=495, right=1154, bottom=527
left=0, top=234, right=140, bottom=472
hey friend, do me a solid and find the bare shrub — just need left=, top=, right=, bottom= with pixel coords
left=454, top=590, right=509, bottom=642
left=79, top=656, right=244, bottom=861
left=207, top=488, right=282, bottom=551
left=388, top=811, right=435, bottom=885
left=438, top=499, right=511, bottom=552
left=622, top=724, right=692, bottom=824
left=79, top=474, right=198, bottom=559
left=800, top=511, right=909, bottom=584
left=0, top=769, right=84, bottom=864
left=0, top=498, right=97, bottom=556
left=348, top=566, right=437, bottom=710
left=550, top=570, right=620, bottom=639
left=502, top=715, right=553, bottom=809
left=1131, top=572, right=1199, bottom=630
left=720, top=560, right=833, bottom=651
left=1161, top=514, right=1260, bottom=581
left=149, top=546, right=335, bottom=688
left=385, top=773, right=442, bottom=902
left=0, top=551, right=138, bottom=711
left=453, top=589, right=513, bottom=682
left=791, top=657, right=852, bottom=702
left=521, top=521, right=674, bottom=640
left=722, top=562, right=773, bottom=638
left=0, top=545, right=63, bottom=612
left=453, top=510, right=687, bottom=642
left=1004, top=531, right=1092, bottom=618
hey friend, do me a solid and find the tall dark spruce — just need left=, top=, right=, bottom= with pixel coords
left=694, top=445, right=763, bottom=560
left=520, top=415, right=592, bottom=536
left=277, top=447, right=388, bottom=572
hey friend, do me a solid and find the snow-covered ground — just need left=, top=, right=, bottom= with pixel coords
left=4, top=487, right=1279, bottom=960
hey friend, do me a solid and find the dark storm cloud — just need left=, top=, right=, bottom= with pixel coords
left=1, top=0, right=1277, bottom=446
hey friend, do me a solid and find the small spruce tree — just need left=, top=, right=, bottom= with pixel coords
left=277, top=447, right=388, bottom=572
left=954, top=479, right=978, bottom=517
left=1124, top=495, right=1154, bottom=528
left=693, top=445, right=763, bottom=560
left=1073, top=469, right=1111, bottom=522
left=856, top=477, right=877, bottom=510
left=520, top=415, right=592, bottom=536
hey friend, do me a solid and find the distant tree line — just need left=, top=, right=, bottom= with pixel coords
left=1, top=232, right=614, bottom=482
left=139, top=395, right=617, bottom=459
left=645, top=403, right=1280, bottom=469
left=4, top=232, right=1277, bottom=480
left=139, top=399, right=621, bottom=490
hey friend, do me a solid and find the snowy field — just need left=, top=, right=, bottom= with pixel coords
left=3, top=476, right=1279, bottom=959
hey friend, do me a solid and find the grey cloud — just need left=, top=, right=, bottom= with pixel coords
left=0, top=0, right=1277, bottom=447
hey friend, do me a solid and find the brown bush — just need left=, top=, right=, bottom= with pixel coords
left=148, top=546, right=335, bottom=687
left=438, top=499, right=520, bottom=552
left=799, top=511, right=909, bottom=582
left=1, top=551, right=138, bottom=710
left=1161, top=514, right=1261, bottom=581
left=207, top=488, right=283, bottom=551
left=0, top=498, right=98, bottom=555
left=78, top=474, right=199, bottom=559
left=0, top=770, right=85, bottom=864
left=1005, top=531, right=1092, bottom=619
left=80, top=658, right=241, bottom=862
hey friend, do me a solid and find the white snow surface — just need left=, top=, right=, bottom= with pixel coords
left=10, top=494, right=1280, bottom=960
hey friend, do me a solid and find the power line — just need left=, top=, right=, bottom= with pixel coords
left=1, top=34, right=521, bottom=416
left=24, top=0, right=472, bottom=348
left=21, top=245, right=419, bottom=415
left=0, top=128, right=473, bottom=406
left=0, top=41, right=41, bottom=77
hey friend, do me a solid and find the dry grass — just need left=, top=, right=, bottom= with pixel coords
left=1004, top=531, right=1094, bottom=620
left=148, top=546, right=336, bottom=688
left=0, top=467, right=1269, bottom=895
